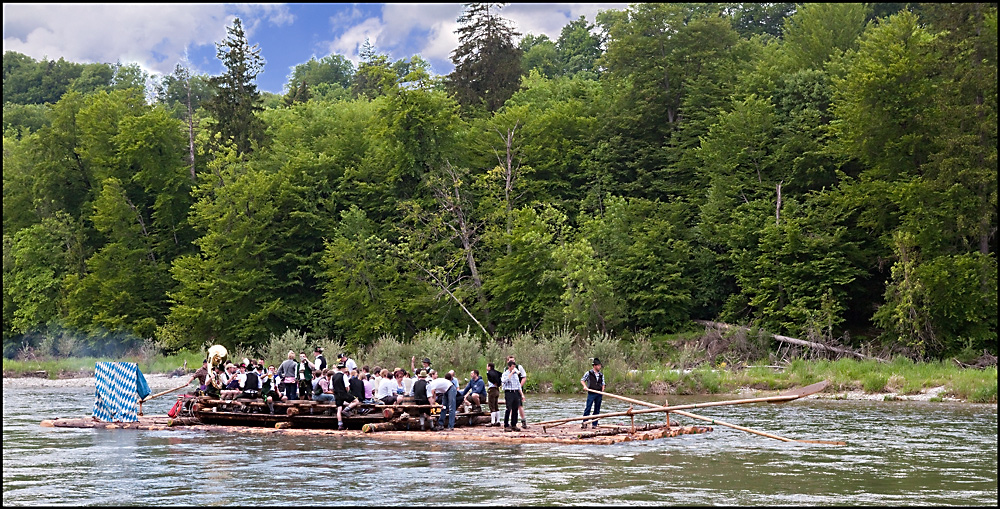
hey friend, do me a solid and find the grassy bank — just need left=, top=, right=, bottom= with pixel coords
left=4, top=329, right=996, bottom=403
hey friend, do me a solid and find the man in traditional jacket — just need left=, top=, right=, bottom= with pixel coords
left=580, top=357, right=605, bottom=429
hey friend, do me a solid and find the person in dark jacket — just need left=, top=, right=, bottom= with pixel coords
left=580, top=357, right=605, bottom=429
left=348, top=369, right=366, bottom=404
left=313, top=347, right=327, bottom=371
left=411, top=369, right=432, bottom=430
left=485, top=362, right=502, bottom=426
left=331, top=363, right=359, bottom=430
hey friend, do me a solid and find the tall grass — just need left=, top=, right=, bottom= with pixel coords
left=3, top=330, right=995, bottom=404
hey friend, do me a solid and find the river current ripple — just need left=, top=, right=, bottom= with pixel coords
left=3, top=380, right=996, bottom=506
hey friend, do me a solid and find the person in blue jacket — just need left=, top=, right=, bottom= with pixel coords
left=460, top=369, right=487, bottom=411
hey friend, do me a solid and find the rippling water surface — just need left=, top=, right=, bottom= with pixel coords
left=3, top=381, right=996, bottom=506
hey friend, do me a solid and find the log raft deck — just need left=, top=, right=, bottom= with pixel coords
left=39, top=396, right=712, bottom=445
left=39, top=382, right=838, bottom=446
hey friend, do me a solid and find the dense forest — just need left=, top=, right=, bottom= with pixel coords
left=3, top=3, right=996, bottom=361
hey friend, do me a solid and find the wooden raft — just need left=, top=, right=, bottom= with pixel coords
left=40, top=415, right=711, bottom=445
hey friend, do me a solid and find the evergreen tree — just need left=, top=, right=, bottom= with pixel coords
left=556, top=15, right=602, bottom=77
left=204, top=17, right=267, bottom=156
left=447, top=3, right=522, bottom=112
left=352, top=39, right=399, bottom=99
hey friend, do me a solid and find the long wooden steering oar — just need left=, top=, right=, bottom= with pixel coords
left=142, top=382, right=191, bottom=402
left=585, top=387, right=844, bottom=445
left=536, top=380, right=830, bottom=428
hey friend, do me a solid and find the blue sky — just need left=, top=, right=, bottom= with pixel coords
left=3, top=3, right=625, bottom=95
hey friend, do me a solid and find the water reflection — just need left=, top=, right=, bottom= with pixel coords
left=3, top=385, right=996, bottom=506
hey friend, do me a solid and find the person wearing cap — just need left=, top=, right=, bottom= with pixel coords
left=411, top=356, right=432, bottom=375
left=411, top=369, right=432, bottom=430
left=339, top=353, right=357, bottom=373
left=580, top=357, right=606, bottom=429
left=331, top=363, right=359, bottom=430
left=220, top=363, right=242, bottom=400
left=313, top=347, right=327, bottom=371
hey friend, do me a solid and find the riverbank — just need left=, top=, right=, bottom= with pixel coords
left=4, top=341, right=997, bottom=404
left=2, top=369, right=992, bottom=405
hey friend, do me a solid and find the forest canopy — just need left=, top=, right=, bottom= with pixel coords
left=3, top=3, right=996, bottom=361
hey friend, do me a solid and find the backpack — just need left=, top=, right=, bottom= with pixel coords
left=167, top=398, right=183, bottom=418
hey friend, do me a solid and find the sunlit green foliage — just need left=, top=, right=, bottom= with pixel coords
left=2, top=4, right=995, bottom=364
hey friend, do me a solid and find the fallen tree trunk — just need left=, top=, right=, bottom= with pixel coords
left=695, top=320, right=883, bottom=362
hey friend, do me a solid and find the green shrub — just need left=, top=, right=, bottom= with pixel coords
left=862, top=372, right=888, bottom=393
left=969, top=382, right=997, bottom=403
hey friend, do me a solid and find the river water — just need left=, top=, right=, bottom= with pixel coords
left=3, top=379, right=996, bottom=506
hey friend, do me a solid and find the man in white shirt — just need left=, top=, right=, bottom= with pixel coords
left=376, top=368, right=397, bottom=404
left=507, top=355, right=528, bottom=427
left=501, top=360, right=524, bottom=431
left=426, top=373, right=456, bottom=431
left=339, top=352, right=358, bottom=372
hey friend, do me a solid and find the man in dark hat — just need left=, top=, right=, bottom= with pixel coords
left=331, top=363, right=359, bottom=430
left=580, top=357, right=605, bottom=429
left=339, top=352, right=357, bottom=372
left=411, top=355, right=432, bottom=375
left=313, top=347, right=327, bottom=371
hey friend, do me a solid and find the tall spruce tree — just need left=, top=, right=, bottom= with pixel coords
left=204, top=17, right=267, bottom=156
left=447, top=3, right=522, bottom=112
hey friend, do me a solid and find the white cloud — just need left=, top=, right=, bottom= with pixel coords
left=504, top=3, right=628, bottom=43
left=325, top=16, right=386, bottom=64
left=380, top=4, right=462, bottom=61
left=319, top=3, right=626, bottom=74
left=1, top=3, right=294, bottom=78
left=3, top=4, right=229, bottom=75
left=234, top=3, right=295, bottom=35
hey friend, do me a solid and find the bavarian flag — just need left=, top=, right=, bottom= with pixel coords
left=93, top=362, right=151, bottom=422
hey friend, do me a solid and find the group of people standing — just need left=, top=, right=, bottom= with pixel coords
left=186, top=347, right=534, bottom=432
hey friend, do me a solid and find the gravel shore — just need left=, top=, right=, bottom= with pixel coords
left=3, top=373, right=183, bottom=391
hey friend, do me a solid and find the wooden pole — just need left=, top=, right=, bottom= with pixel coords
left=588, top=388, right=845, bottom=445
left=142, top=382, right=190, bottom=402
left=538, top=394, right=798, bottom=427
left=672, top=410, right=844, bottom=445
left=669, top=409, right=791, bottom=442
left=537, top=381, right=829, bottom=428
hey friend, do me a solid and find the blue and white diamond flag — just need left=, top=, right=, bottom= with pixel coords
left=93, top=362, right=150, bottom=422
